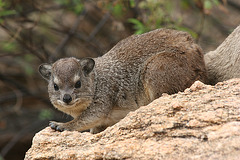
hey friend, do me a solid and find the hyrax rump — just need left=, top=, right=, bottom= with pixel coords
left=39, top=29, right=208, bottom=133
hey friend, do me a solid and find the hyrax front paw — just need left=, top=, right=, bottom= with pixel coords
left=49, top=121, right=68, bottom=132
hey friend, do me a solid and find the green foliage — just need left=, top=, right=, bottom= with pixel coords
left=0, top=41, right=17, bottom=52
left=129, top=0, right=135, bottom=8
left=112, top=3, right=123, bottom=18
left=127, top=0, right=176, bottom=34
left=180, top=0, right=220, bottom=10
left=204, top=0, right=219, bottom=10
left=54, top=0, right=84, bottom=14
left=0, top=0, right=16, bottom=23
left=0, top=9, right=16, bottom=17
left=128, top=18, right=148, bottom=34
left=108, top=0, right=221, bottom=38
left=180, top=0, right=191, bottom=9
left=38, top=109, right=54, bottom=120
left=105, top=1, right=125, bottom=19
left=174, top=26, right=198, bottom=39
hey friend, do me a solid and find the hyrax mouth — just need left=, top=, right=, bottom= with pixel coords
left=57, top=99, right=78, bottom=107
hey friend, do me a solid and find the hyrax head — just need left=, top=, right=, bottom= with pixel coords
left=39, top=57, right=95, bottom=111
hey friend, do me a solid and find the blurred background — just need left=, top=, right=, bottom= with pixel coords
left=0, top=0, right=239, bottom=159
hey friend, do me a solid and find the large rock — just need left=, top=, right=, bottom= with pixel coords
left=25, top=79, right=240, bottom=160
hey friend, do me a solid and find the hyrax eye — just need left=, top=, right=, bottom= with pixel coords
left=54, top=83, right=59, bottom=91
left=75, top=80, right=81, bottom=88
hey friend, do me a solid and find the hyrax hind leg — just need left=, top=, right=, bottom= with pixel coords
left=140, top=51, right=207, bottom=102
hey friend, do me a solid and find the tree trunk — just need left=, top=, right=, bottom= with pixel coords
left=204, top=25, right=240, bottom=84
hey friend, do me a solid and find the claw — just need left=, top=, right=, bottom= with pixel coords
left=49, top=122, right=54, bottom=128
left=49, top=121, right=64, bottom=132
left=56, top=126, right=64, bottom=132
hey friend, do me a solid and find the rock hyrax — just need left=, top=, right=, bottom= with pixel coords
left=39, top=29, right=208, bottom=133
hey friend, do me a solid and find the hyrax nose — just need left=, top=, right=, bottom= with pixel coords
left=63, top=94, right=72, bottom=104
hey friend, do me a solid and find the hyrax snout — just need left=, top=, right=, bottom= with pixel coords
left=63, top=94, right=72, bottom=104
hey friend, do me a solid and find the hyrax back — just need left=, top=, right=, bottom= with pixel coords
left=39, top=29, right=208, bottom=133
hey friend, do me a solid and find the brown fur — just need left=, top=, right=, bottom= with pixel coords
left=39, top=29, right=208, bottom=133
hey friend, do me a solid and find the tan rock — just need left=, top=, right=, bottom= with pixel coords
left=25, top=79, right=240, bottom=160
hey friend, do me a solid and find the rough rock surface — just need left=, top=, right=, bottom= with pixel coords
left=25, top=79, right=240, bottom=160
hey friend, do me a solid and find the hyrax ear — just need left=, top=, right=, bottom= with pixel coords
left=80, top=58, right=95, bottom=76
left=38, top=64, right=52, bottom=81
